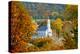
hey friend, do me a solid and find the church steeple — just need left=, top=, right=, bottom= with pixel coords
left=47, top=16, right=51, bottom=29
left=47, top=16, right=52, bottom=36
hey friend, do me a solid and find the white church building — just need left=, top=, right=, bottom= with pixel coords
left=37, top=18, right=52, bottom=38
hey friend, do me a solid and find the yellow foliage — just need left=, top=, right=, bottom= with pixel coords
left=52, top=18, right=63, bottom=31
left=31, top=22, right=38, bottom=32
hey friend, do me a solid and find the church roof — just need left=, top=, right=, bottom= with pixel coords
left=38, top=26, right=48, bottom=31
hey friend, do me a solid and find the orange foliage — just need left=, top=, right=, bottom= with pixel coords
left=52, top=18, right=63, bottom=31
left=10, top=1, right=36, bottom=52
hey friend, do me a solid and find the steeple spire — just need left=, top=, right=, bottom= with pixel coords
left=47, top=16, right=52, bottom=36
left=47, top=16, right=50, bottom=28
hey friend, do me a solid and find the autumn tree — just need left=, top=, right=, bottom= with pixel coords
left=9, top=1, right=36, bottom=52
left=63, top=5, right=78, bottom=31
left=63, top=5, right=78, bottom=49
left=52, top=18, right=63, bottom=37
